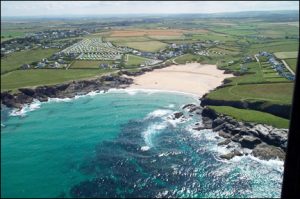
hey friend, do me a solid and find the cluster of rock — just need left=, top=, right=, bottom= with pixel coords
left=1, top=75, right=133, bottom=109
left=185, top=105, right=288, bottom=161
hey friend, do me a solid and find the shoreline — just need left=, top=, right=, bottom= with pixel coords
left=127, top=63, right=234, bottom=97
left=1, top=62, right=232, bottom=109
left=1, top=63, right=288, bottom=162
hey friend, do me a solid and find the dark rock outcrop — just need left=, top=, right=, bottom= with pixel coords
left=217, top=139, right=231, bottom=146
left=252, top=143, right=285, bottom=161
left=173, top=112, right=184, bottom=119
left=220, top=149, right=243, bottom=160
left=198, top=106, right=288, bottom=161
left=238, top=135, right=261, bottom=149
left=1, top=75, right=134, bottom=109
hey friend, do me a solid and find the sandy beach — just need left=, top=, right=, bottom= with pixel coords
left=128, top=63, right=234, bottom=97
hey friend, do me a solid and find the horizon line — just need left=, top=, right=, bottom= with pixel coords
left=2, top=9, right=299, bottom=18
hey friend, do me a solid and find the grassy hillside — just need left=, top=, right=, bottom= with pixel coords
left=1, top=69, right=114, bottom=92
left=118, top=41, right=168, bottom=52
left=70, top=60, right=114, bottom=69
left=209, top=105, right=289, bottom=128
left=1, top=48, right=59, bottom=74
left=125, top=54, right=150, bottom=68
left=207, top=83, right=294, bottom=105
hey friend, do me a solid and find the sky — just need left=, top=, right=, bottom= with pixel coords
left=1, top=1, right=299, bottom=17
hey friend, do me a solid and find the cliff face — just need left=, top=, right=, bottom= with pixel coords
left=1, top=75, right=133, bottom=109
left=200, top=106, right=288, bottom=161
left=200, top=97, right=291, bottom=119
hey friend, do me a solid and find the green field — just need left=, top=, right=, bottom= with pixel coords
left=1, top=31, right=26, bottom=42
left=125, top=54, right=150, bottom=68
left=284, top=58, right=297, bottom=72
left=185, top=32, right=237, bottom=42
left=105, top=36, right=151, bottom=42
left=207, top=82, right=294, bottom=105
left=246, top=40, right=299, bottom=54
left=208, top=106, right=289, bottom=128
left=174, top=54, right=217, bottom=65
left=147, top=35, right=184, bottom=41
left=1, top=69, right=114, bottom=92
left=70, top=60, right=114, bottom=69
left=1, top=48, right=59, bottom=74
left=274, top=51, right=298, bottom=59
left=119, top=41, right=168, bottom=52
left=1, top=16, right=298, bottom=128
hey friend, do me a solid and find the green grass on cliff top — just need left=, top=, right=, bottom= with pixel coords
left=206, top=82, right=294, bottom=105
left=208, top=105, right=289, bottom=128
left=1, top=69, right=114, bottom=92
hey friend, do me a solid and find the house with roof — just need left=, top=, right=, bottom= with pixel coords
left=100, top=63, right=109, bottom=69
left=20, top=64, right=30, bottom=70
left=37, top=62, right=46, bottom=68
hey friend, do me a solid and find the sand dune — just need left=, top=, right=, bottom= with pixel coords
left=128, top=63, right=234, bottom=97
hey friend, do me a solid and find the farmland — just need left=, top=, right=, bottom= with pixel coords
left=1, top=13, right=298, bottom=127
left=125, top=54, right=151, bottom=67
left=118, top=41, right=168, bottom=52
left=70, top=60, right=115, bottom=69
left=109, top=29, right=185, bottom=37
left=1, top=69, right=114, bottom=92
left=1, top=48, right=60, bottom=74
left=284, top=58, right=297, bottom=72
left=274, top=51, right=298, bottom=59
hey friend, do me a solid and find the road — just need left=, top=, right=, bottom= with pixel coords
left=281, top=59, right=295, bottom=75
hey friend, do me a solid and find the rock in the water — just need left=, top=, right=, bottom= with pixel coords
left=217, top=139, right=231, bottom=146
left=218, top=130, right=232, bottom=138
left=252, top=143, right=286, bottom=161
left=173, top=112, right=184, bottom=119
left=220, top=149, right=243, bottom=160
left=239, top=135, right=261, bottom=149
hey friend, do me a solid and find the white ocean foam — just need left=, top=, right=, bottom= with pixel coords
left=142, top=122, right=168, bottom=148
left=74, top=90, right=105, bottom=99
left=234, top=154, right=284, bottom=172
left=10, top=99, right=41, bottom=117
left=47, top=97, right=73, bottom=103
left=167, top=116, right=189, bottom=127
left=141, top=146, right=150, bottom=151
left=109, top=88, right=199, bottom=100
left=9, top=90, right=108, bottom=117
left=145, top=109, right=173, bottom=119
left=167, top=104, right=175, bottom=108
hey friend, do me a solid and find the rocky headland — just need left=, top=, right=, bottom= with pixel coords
left=1, top=75, right=133, bottom=109
left=179, top=104, right=288, bottom=161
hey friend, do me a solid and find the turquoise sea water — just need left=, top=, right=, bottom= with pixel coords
left=1, top=89, right=283, bottom=198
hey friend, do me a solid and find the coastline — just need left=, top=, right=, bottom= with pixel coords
left=127, top=63, right=234, bottom=97
left=1, top=63, right=288, bottom=162
left=1, top=62, right=232, bottom=109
